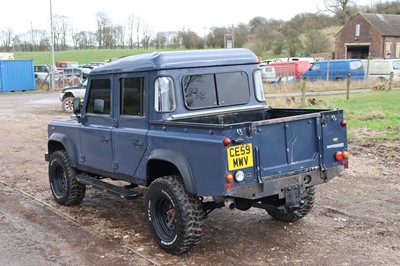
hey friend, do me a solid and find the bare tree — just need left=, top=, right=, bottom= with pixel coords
left=154, top=32, right=167, bottom=49
left=114, top=25, right=125, bottom=48
left=303, top=29, right=331, bottom=54
left=127, top=13, right=136, bottom=48
left=179, top=29, right=203, bottom=49
left=53, top=15, right=70, bottom=51
left=0, top=27, right=14, bottom=51
left=141, top=21, right=152, bottom=49
left=323, top=0, right=356, bottom=24
left=96, top=11, right=111, bottom=48
left=252, top=24, right=277, bottom=56
left=232, top=23, right=249, bottom=48
left=135, top=16, right=141, bottom=49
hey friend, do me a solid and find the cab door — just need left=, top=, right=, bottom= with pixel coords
left=112, top=74, right=148, bottom=177
left=79, top=77, right=114, bottom=173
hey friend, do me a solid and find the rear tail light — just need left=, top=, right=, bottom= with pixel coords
left=223, top=137, right=231, bottom=146
left=335, top=151, right=343, bottom=161
left=335, top=150, right=349, bottom=161
left=341, top=120, right=347, bottom=127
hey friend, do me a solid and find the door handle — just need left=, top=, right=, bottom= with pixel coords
left=133, top=140, right=144, bottom=147
left=101, top=137, right=110, bottom=143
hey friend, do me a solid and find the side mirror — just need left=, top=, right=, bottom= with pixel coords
left=73, top=98, right=81, bottom=114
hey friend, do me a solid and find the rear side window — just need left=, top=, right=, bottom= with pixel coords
left=86, top=79, right=111, bottom=114
left=154, top=77, right=176, bottom=113
left=120, top=77, right=145, bottom=116
left=254, top=70, right=265, bottom=102
left=350, top=61, right=363, bottom=70
left=183, top=72, right=250, bottom=110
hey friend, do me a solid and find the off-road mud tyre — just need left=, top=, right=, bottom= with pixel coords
left=62, top=97, right=74, bottom=113
left=267, top=185, right=316, bottom=223
left=146, top=175, right=203, bottom=255
left=49, top=150, right=86, bottom=205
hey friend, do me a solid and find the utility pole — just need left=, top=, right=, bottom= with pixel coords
left=232, top=25, right=235, bottom=48
left=50, top=0, right=55, bottom=90
left=203, top=27, right=207, bottom=48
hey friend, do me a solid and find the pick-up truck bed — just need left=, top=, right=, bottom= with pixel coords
left=172, top=107, right=328, bottom=126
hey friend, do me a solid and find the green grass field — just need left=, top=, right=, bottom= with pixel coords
left=324, top=91, right=400, bottom=140
left=268, top=90, right=400, bottom=140
left=13, top=48, right=177, bottom=65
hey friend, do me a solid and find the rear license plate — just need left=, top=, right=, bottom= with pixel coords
left=227, top=144, right=254, bottom=171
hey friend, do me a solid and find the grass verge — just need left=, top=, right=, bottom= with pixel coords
left=266, top=90, right=400, bottom=140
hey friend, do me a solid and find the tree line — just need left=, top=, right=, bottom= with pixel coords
left=1, top=0, right=400, bottom=57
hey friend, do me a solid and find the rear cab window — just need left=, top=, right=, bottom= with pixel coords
left=182, top=72, right=250, bottom=110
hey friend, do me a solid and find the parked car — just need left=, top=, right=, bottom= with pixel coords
left=302, top=59, right=364, bottom=81
left=59, top=79, right=87, bottom=112
left=267, top=61, right=312, bottom=81
left=86, top=62, right=105, bottom=68
left=34, top=64, right=60, bottom=82
left=56, top=61, right=79, bottom=70
left=61, top=68, right=83, bottom=78
left=361, top=59, right=400, bottom=81
left=34, top=64, right=51, bottom=81
left=260, top=65, right=278, bottom=83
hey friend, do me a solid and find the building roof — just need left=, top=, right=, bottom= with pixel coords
left=360, top=13, right=400, bottom=37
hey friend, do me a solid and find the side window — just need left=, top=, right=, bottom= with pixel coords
left=120, top=77, right=145, bottom=116
left=350, top=61, right=363, bottom=70
left=154, top=77, right=176, bottom=113
left=311, top=63, right=320, bottom=71
left=253, top=70, right=265, bottom=102
left=86, top=79, right=111, bottom=115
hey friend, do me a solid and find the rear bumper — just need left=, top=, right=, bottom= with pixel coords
left=226, top=166, right=343, bottom=200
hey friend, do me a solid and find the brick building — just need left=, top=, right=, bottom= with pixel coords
left=335, top=13, right=400, bottom=59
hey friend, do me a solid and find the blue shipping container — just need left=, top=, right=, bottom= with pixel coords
left=0, top=60, right=35, bottom=92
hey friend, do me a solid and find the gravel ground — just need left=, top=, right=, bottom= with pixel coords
left=0, top=91, right=399, bottom=265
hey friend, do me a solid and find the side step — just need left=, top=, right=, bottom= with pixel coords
left=76, top=175, right=141, bottom=200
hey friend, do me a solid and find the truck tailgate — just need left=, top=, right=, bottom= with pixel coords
left=252, top=113, right=322, bottom=179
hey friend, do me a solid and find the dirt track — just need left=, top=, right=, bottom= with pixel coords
left=0, top=91, right=399, bottom=265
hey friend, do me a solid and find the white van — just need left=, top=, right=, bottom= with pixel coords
left=362, top=59, right=400, bottom=81
left=260, top=65, right=278, bottom=83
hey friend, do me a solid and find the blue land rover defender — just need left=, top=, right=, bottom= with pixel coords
left=45, top=49, right=348, bottom=254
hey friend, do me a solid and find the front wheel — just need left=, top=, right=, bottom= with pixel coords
left=146, top=176, right=203, bottom=254
left=62, top=97, right=74, bottom=112
left=49, top=150, right=86, bottom=205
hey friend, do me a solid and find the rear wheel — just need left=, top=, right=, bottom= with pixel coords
left=62, top=97, right=74, bottom=112
left=49, top=150, right=86, bottom=205
left=146, top=176, right=203, bottom=254
left=266, top=186, right=316, bottom=222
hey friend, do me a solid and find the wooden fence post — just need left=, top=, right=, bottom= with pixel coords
left=388, top=71, right=394, bottom=91
left=346, top=73, right=351, bottom=100
left=301, top=79, right=306, bottom=108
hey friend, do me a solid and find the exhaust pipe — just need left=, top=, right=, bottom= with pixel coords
left=224, top=199, right=236, bottom=210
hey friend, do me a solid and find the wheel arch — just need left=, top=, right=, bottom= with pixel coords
left=48, top=133, right=78, bottom=168
left=147, top=149, right=196, bottom=195
left=62, top=92, right=75, bottom=101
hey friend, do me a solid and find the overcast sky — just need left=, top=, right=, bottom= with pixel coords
left=1, top=0, right=376, bottom=35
